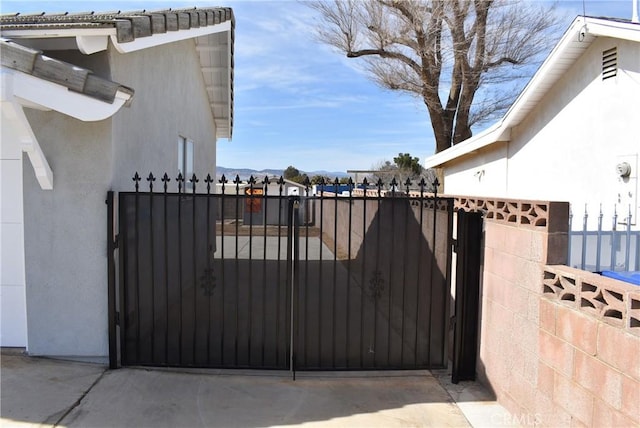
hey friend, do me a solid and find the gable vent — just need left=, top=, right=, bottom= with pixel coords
left=602, top=47, right=617, bottom=80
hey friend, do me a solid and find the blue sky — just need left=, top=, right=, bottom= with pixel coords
left=1, top=1, right=636, bottom=173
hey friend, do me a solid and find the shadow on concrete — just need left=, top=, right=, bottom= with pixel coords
left=1, top=349, right=477, bottom=427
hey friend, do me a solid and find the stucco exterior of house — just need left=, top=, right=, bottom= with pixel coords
left=423, top=16, right=640, bottom=232
left=0, top=7, right=234, bottom=360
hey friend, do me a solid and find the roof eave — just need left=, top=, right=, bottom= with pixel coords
left=112, top=20, right=234, bottom=139
left=585, top=18, right=640, bottom=42
left=5, top=68, right=132, bottom=121
left=423, top=122, right=509, bottom=169
left=424, top=16, right=639, bottom=169
left=4, top=24, right=236, bottom=138
left=1, top=8, right=236, bottom=138
left=203, top=23, right=233, bottom=141
left=110, top=19, right=232, bottom=53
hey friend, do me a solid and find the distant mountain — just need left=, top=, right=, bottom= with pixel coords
left=311, top=170, right=351, bottom=178
left=216, top=166, right=349, bottom=181
left=216, top=167, right=282, bottom=180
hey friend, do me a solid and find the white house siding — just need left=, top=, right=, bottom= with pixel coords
left=443, top=37, right=639, bottom=231
left=109, top=39, right=217, bottom=191
left=22, top=110, right=113, bottom=359
left=1, top=118, right=28, bottom=347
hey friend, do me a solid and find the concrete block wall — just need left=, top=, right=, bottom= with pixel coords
left=316, top=195, right=452, bottom=266
left=539, top=266, right=640, bottom=427
left=457, top=196, right=640, bottom=427
left=476, top=219, right=557, bottom=425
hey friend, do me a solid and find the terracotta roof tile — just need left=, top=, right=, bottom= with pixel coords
left=0, top=7, right=234, bottom=43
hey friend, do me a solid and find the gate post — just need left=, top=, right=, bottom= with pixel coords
left=106, top=191, right=118, bottom=369
left=288, top=196, right=300, bottom=379
left=452, top=210, right=483, bottom=383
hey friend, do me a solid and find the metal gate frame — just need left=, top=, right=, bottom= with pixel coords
left=107, top=174, right=460, bottom=374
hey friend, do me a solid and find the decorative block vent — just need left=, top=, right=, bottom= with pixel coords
left=404, top=193, right=568, bottom=232
left=602, top=47, right=617, bottom=80
left=580, top=281, right=625, bottom=327
left=543, top=269, right=578, bottom=304
left=631, top=295, right=640, bottom=329
left=454, top=197, right=549, bottom=228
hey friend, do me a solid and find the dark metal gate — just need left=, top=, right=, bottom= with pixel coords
left=451, top=210, right=483, bottom=383
left=108, top=174, right=455, bottom=371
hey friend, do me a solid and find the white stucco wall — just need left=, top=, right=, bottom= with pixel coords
left=22, top=109, right=113, bottom=358
left=110, top=39, right=217, bottom=191
left=21, top=39, right=219, bottom=359
left=443, top=143, right=509, bottom=198
left=443, top=37, right=640, bottom=230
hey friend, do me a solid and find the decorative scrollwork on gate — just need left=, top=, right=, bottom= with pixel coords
left=369, top=270, right=385, bottom=300
left=199, top=267, right=217, bottom=296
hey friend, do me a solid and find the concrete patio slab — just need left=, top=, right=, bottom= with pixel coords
left=0, top=349, right=106, bottom=427
left=62, top=368, right=470, bottom=427
left=1, top=349, right=515, bottom=427
left=432, top=370, right=520, bottom=428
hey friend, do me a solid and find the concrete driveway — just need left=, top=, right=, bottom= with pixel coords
left=1, top=350, right=514, bottom=427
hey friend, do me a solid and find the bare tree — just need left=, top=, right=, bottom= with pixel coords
left=370, top=159, right=397, bottom=185
left=309, top=0, right=561, bottom=153
left=370, top=154, right=438, bottom=191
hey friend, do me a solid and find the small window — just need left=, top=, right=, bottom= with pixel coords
left=602, top=47, right=617, bottom=81
left=178, top=136, right=194, bottom=190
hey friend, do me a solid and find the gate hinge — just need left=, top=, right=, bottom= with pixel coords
left=113, top=234, right=119, bottom=249
left=115, top=311, right=120, bottom=325
left=452, top=239, right=458, bottom=253
left=449, top=315, right=456, bottom=329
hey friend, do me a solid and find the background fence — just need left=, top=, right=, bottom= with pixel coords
left=568, top=206, right=639, bottom=272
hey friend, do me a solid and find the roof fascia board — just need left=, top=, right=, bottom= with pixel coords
left=1, top=29, right=112, bottom=54
left=6, top=68, right=131, bottom=121
left=423, top=122, right=506, bottom=169
left=585, top=19, right=640, bottom=42
left=110, top=20, right=231, bottom=53
left=1, top=27, right=116, bottom=39
left=2, top=21, right=233, bottom=54
left=500, top=17, right=640, bottom=130
left=498, top=17, right=592, bottom=132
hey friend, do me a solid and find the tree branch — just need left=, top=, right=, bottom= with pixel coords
left=347, top=48, right=422, bottom=74
left=307, top=0, right=563, bottom=153
left=483, top=56, right=521, bottom=69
